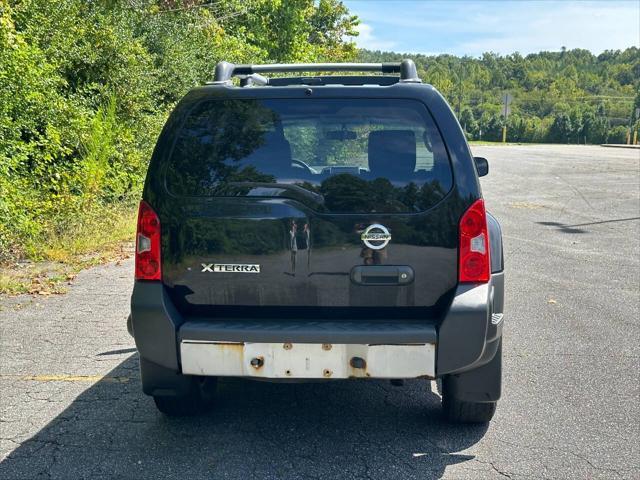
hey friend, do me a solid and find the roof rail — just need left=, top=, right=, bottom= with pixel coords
left=212, top=59, right=421, bottom=85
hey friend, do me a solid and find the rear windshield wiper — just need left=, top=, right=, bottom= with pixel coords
left=227, top=182, right=325, bottom=205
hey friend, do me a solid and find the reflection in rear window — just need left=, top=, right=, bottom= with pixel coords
left=166, top=99, right=452, bottom=213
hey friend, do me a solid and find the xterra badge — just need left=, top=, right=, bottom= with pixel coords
left=360, top=224, right=391, bottom=250
left=201, top=263, right=260, bottom=273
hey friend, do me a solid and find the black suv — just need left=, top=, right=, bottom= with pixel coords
left=129, top=60, right=504, bottom=423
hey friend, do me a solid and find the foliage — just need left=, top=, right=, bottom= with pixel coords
left=0, top=0, right=358, bottom=262
left=2, top=0, right=637, bottom=269
left=358, top=48, right=640, bottom=144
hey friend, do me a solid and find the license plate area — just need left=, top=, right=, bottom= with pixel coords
left=180, top=341, right=435, bottom=379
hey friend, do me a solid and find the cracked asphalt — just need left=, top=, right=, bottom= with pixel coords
left=1, top=145, right=639, bottom=479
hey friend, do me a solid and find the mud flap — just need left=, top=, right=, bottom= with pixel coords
left=139, top=357, right=193, bottom=397
left=443, top=338, right=501, bottom=403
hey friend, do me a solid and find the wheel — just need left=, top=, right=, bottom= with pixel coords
left=442, top=394, right=497, bottom=423
left=153, top=377, right=217, bottom=416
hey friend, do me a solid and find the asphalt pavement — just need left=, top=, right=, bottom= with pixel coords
left=1, top=145, right=639, bottom=479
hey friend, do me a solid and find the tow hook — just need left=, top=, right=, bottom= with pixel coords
left=350, top=356, right=366, bottom=369
left=250, top=357, right=264, bottom=369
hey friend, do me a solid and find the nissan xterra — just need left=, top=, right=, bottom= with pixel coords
left=128, top=60, right=504, bottom=423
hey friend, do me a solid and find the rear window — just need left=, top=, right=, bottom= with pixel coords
left=166, top=98, right=452, bottom=213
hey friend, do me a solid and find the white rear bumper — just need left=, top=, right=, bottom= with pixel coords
left=180, top=341, right=435, bottom=379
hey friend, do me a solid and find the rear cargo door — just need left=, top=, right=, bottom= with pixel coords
left=159, top=98, right=460, bottom=314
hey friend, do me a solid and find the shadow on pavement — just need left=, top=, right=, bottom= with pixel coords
left=0, top=354, right=489, bottom=479
left=538, top=217, right=640, bottom=234
left=537, top=221, right=587, bottom=234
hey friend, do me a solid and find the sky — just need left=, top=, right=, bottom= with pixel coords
left=343, top=0, right=640, bottom=56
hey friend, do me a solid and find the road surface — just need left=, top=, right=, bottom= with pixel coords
left=1, top=145, right=639, bottom=479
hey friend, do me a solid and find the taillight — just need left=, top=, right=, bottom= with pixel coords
left=458, top=199, right=490, bottom=283
left=135, top=200, right=161, bottom=281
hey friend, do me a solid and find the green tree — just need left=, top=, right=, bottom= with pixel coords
left=0, top=0, right=359, bottom=261
left=459, top=107, right=478, bottom=138
left=358, top=47, right=639, bottom=145
left=547, top=113, right=573, bottom=143
left=581, top=108, right=608, bottom=144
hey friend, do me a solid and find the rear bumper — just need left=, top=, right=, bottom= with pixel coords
left=181, top=341, right=436, bottom=379
left=130, top=271, right=503, bottom=381
left=179, top=319, right=437, bottom=344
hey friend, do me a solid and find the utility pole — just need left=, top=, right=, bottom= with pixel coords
left=502, top=92, right=512, bottom=143
left=628, top=108, right=639, bottom=145
left=457, top=79, right=462, bottom=119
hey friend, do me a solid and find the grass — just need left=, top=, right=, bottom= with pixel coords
left=0, top=203, right=137, bottom=296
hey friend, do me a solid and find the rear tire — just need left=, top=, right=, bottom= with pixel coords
left=442, top=395, right=496, bottom=423
left=153, top=377, right=217, bottom=416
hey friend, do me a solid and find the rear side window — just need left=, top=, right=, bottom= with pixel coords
left=166, top=98, right=452, bottom=213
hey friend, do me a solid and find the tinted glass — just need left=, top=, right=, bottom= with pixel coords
left=166, top=99, right=452, bottom=213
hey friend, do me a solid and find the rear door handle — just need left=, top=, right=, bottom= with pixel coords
left=350, top=266, right=414, bottom=286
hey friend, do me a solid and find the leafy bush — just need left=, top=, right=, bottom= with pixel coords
left=607, top=125, right=629, bottom=144
left=0, top=0, right=358, bottom=262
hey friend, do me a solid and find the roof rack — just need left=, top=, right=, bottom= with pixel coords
left=211, top=59, right=421, bottom=86
left=266, top=76, right=401, bottom=87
